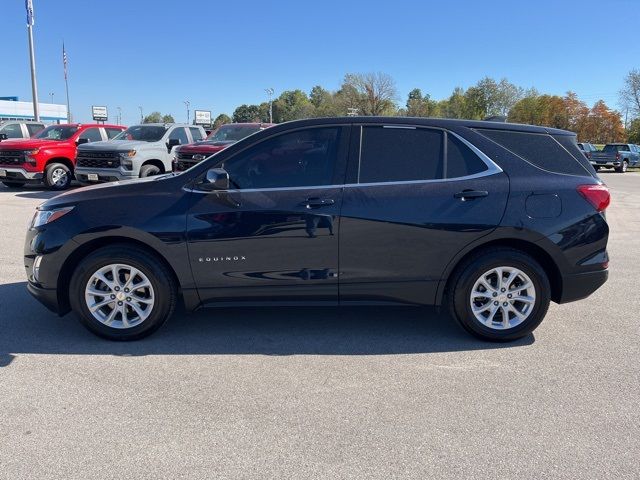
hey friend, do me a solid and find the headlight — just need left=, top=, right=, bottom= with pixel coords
left=119, top=150, right=136, bottom=170
left=119, top=150, right=136, bottom=158
left=24, top=149, right=40, bottom=155
left=31, top=206, right=74, bottom=228
left=24, top=148, right=39, bottom=164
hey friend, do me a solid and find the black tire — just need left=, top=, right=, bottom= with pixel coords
left=593, top=166, right=601, bottom=172
left=447, top=248, right=551, bottom=342
left=69, top=245, right=177, bottom=341
left=139, top=164, right=161, bottom=178
left=44, top=162, right=72, bottom=190
left=615, top=160, right=628, bottom=173
left=2, top=181, right=26, bottom=188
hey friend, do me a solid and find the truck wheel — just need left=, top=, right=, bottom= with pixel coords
left=615, top=160, right=628, bottom=173
left=448, top=248, right=551, bottom=342
left=2, top=181, right=26, bottom=188
left=69, top=245, right=177, bottom=341
left=45, top=162, right=72, bottom=190
left=139, top=164, right=161, bottom=178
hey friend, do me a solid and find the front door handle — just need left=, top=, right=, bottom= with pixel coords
left=300, top=198, right=335, bottom=209
left=454, top=190, right=489, bottom=201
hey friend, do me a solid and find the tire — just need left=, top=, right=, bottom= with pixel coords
left=447, top=248, right=551, bottom=342
left=69, top=245, right=177, bottom=341
left=139, top=164, right=161, bottom=178
left=2, top=181, right=26, bottom=188
left=44, top=162, right=72, bottom=190
left=593, top=166, right=601, bottom=172
left=615, top=160, right=628, bottom=173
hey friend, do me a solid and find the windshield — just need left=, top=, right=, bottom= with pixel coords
left=113, top=125, right=168, bottom=142
left=207, top=125, right=261, bottom=142
left=34, top=125, right=79, bottom=140
left=602, top=144, right=629, bottom=153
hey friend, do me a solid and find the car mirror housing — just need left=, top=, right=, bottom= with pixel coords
left=76, top=138, right=89, bottom=145
left=167, top=138, right=180, bottom=152
left=204, top=168, right=230, bottom=190
left=0, top=133, right=8, bottom=141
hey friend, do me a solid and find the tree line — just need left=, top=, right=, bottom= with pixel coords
left=206, top=71, right=640, bottom=144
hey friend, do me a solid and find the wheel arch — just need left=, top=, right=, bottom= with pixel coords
left=45, top=157, right=75, bottom=172
left=57, top=236, right=187, bottom=314
left=141, top=159, right=166, bottom=174
left=437, top=238, right=563, bottom=306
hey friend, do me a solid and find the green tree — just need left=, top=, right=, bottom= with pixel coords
left=213, top=113, right=231, bottom=128
left=142, top=112, right=174, bottom=123
left=341, top=72, right=398, bottom=116
left=232, top=104, right=261, bottom=123
left=627, top=118, right=640, bottom=143
left=405, top=88, right=438, bottom=117
left=162, top=114, right=175, bottom=123
left=272, top=90, right=315, bottom=122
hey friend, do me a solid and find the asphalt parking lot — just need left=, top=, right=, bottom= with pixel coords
left=0, top=173, right=638, bottom=479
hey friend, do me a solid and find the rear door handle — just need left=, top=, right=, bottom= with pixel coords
left=454, top=190, right=489, bottom=201
left=300, top=198, right=335, bottom=209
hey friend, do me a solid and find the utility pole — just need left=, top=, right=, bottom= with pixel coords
left=138, top=106, right=143, bottom=123
left=184, top=100, right=190, bottom=124
left=265, top=88, right=274, bottom=123
left=49, top=92, right=54, bottom=104
left=117, top=106, right=122, bottom=125
left=26, top=0, right=40, bottom=121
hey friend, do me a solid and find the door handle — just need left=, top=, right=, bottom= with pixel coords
left=454, top=190, right=489, bottom=201
left=300, top=198, right=335, bottom=209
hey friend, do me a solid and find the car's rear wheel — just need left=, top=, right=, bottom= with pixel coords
left=2, top=181, right=26, bottom=188
left=448, top=248, right=551, bottom=341
left=45, top=162, right=72, bottom=190
left=69, top=245, right=177, bottom=340
left=139, top=164, right=161, bottom=178
left=615, top=160, right=628, bottom=173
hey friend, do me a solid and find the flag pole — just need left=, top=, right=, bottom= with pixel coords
left=26, top=0, right=40, bottom=121
left=63, top=42, right=72, bottom=123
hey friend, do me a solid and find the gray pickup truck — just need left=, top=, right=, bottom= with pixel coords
left=0, top=121, right=45, bottom=140
left=74, top=123, right=205, bottom=184
left=590, top=143, right=640, bottom=173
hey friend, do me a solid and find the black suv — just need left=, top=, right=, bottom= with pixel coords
left=25, top=117, right=610, bottom=341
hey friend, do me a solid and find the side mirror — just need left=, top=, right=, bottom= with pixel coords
left=0, top=133, right=8, bottom=141
left=76, top=138, right=89, bottom=145
left=204, top=168, right=230, bottom=190
left=167, top=138, right=180, bottom=152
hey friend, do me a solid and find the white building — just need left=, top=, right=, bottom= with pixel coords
left=0, top=99, right=68, bottom=123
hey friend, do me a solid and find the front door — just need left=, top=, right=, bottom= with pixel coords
left=187, top=125, right=350, bottom=305
left=339, top=124, right=509, bottom=305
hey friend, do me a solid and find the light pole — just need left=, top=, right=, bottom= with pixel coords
left=138, top=106, right=143, bottom=123
left=184, top=100, right=190, bottom=124
left=117, top=106, right=122, bottom=125
left=265, top=88, right=274, bottom=123
left=49, top=92, right=54, bottom=104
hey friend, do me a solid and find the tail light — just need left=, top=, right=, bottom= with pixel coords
left=577, top=184, right=610, bottom=212
left=586, top=152, right=591, bottom=159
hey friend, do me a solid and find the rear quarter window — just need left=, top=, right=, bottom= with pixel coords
left=476, top=129, right=591, bottom=176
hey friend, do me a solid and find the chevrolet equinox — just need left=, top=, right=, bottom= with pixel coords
left=25, top=117, right=610, bottom=341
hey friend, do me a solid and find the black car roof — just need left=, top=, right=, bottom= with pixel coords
left=268, top=116, right=575, bottom=136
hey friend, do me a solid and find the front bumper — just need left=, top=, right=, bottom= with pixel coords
left=27, top=281, right=62, bottom=314
left=75, top=166, right=136, bottom=184
left=0, top=166, right=43, bottom=182
left=557, top=269, right=608, bottom=303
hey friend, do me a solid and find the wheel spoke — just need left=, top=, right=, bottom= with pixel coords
left=95, top=272, right=114, bottom=289
left=486, top=304, right=499, bottom=323
left=471, top=290, right=491, bottom=299
left=87, top=287, right=110, bottom=297
left=103, top=306, right=118, bottom=325
left=513, top=295, right=535, bottom=304
left=129, top=301, right=146, bottom=319
left=124, top=267, right=140, bottom=289
left=503, top=270, right=517, bottom=290
left=501, top=306, right=510, bottom=328
left=121, top=306, right=130, bottom=328
left=89, top=297, right=113, bottom=312
left=472, top=302, right=492, bottom=314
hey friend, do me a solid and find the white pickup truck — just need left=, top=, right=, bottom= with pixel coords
left=74, top=123, right=206, bottom=184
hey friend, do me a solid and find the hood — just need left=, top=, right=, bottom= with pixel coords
left=41, top=173, right=181, bottom=210
left=179, top=140, right=234, bottom=153
left=77, top=140, right=150, bottom=151
left=0, top=138, right=69, bottom=150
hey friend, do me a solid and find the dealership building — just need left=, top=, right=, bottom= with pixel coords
left=0, top=97, right=68, bottom=123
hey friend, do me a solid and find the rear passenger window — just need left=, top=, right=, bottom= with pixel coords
left=2, top=123, right=23, bottom=138
left=26, top=124, right=44, bottom=136
left=169, top=127, right=189, bottom=145
left=79, top=128, right=102, bottom=143
left=477, top=129, right=588, bottom=176
left=106, top=128, right=122, bottom=139
left=359, top=127, right=443, bottom=183
left=446, top=135, right=488, bottom=178
left=190, top=127, right=204, bottom=142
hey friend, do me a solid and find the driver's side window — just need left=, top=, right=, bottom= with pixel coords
left=221, top=127, right=341, bottom=189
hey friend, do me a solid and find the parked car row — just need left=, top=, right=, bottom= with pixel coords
left=0, top=120, right=45, bottom=140
left=0, top=120, right=273, bottom=190
left=588, top=143, right=640, bottom=173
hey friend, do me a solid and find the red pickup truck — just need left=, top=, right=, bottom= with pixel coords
left=0, top=123, right=125, bottom=190
left=173, top=122, right=274, bottom=172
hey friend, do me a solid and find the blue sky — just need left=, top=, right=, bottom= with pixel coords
left=1, top=0, right=638, bottom=125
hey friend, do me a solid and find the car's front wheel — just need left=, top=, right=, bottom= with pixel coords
left=139, top=164, right=161, bottom=178
left=448, top=248, right=551, bottom=341
left=69, top=245, right=177, bottom=340
left=45, top=162, right=72, bottom=190
left=615, top=160, right=628, bottom=173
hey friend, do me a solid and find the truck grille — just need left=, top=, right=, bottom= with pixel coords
left=0, top=150, right=26, bottom=165
left=76, top=151, right=121, bottom=169
left=177, top=152, right=195, bottom=160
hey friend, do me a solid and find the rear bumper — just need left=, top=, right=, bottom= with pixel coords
left=0, top=166, right=43, bottom=182
left=557, top=269, right=608, bottom=304
left=27, top=281, right=62, bottom=314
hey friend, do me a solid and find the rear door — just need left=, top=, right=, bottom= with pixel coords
left=187, top=125, right=350, bottom=304
left=339, top=124, right=509, bottom=305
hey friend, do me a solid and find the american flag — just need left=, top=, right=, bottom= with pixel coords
left=25, top=0, right=34, bottom=26
left=63, top=43, right=68, bottom=80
